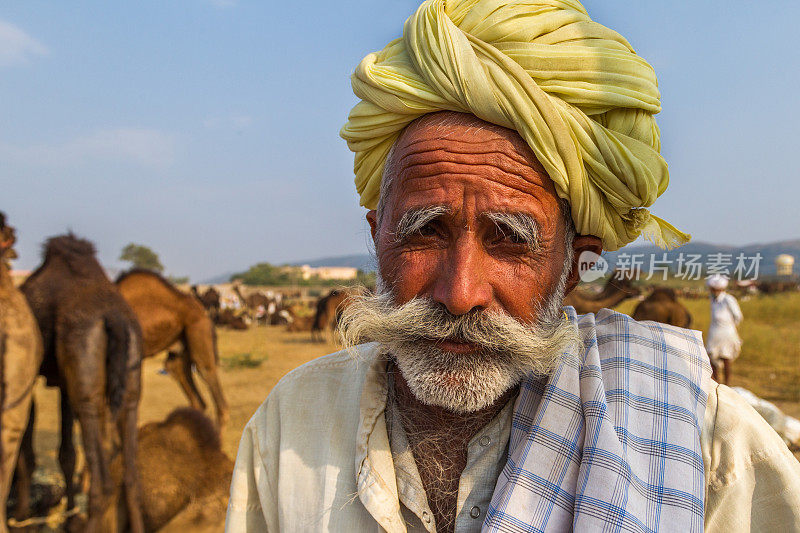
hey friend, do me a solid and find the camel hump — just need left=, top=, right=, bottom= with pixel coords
left=44, top=233, right=96, bottom=259
left=647, top=287, right=679, bottom=302
left=152, top=407, right=222, bottom=450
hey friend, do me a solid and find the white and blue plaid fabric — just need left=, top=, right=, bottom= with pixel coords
left=485, top=307, right=711, bottom=532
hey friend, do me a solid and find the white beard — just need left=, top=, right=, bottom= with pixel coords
left=340, top=267, right=578, bottom=414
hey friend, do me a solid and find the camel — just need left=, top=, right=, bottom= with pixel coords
left=632, top=287, right=692, bottom=328
left=563, top=271, right=641, bottom=314
left=231, top=286, right=290, bottom=326
left=0, top=214, right=43, bottom=533
left=110, top=408, right=233, bottom=532
left=116, top=270, right=229, bottom=429
left=286, top=314, right=314, bottom=333
left=192, top=286, right=221, bottom=321
left=233, top=285, right=268, bottom=325
left=18, top=234, right=144, bottom=533
left=214, top=308, right=249, bottom=330
left=311, top=289, right=353, bottom=342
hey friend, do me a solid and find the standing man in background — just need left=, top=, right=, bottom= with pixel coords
left=706, top=275, right=743, bottom=384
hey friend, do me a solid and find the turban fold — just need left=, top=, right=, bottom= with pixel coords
left=340, top=0, right=690, bottom=251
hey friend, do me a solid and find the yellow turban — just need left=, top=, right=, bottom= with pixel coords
left=340, top=0, right=689, bottom=251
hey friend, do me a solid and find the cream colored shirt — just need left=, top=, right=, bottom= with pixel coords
left=225, top=344, right=800, bottom=532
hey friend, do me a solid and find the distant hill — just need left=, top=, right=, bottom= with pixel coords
left=291, top=254, right=376, bottom=272
left=602, top=239, right=800, bottom=277
left=202, top=238, right=799, bottom=285
left=200, top=271, right=238, bottom=285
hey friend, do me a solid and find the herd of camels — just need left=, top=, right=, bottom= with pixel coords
left=0, top=218, right=233, bottom=532
left=0, top=210, right=692, bottom=532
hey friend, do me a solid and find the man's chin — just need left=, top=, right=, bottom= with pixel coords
left=390, top=345, right=522, bottom=414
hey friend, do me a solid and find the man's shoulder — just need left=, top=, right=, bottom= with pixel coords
left=274, top=346, right=370, bottom=390
left=578, top=307, right=707, bottom=362
left=704, top=382, right=799, bottom=489
left=590, top=306, right=699, bottom=337
left=703, top=382, right=800, bottom=530
left=246, top=343, right=380, bottom=432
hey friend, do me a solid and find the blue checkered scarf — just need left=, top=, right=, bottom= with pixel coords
left=485, top=307, right=711, bottom=532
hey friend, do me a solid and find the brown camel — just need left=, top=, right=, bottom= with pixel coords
left=286, top=314, right=315, bottom=333
left=632, top=287, right=692, bottom=328
left=192, top=286, right=221, bottom=321
left=311, top=289, right=353, bottom=342
left=214, top=308, right=249, bottom=330
left=116, top=270, right=229, bottom=429
left=281, top=303, right=315, bottom=333
left=0, top=214, right=43, bottom=533
left=19, top=234, right=144, bottom=533
left=110, top=408, right=233, bottom=532
left=234, top=286, right=268, bottom=325
left=563, top=271, right=641, bottom=314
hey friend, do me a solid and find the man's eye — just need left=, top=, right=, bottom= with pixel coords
left=416, top=223, right=439, bottom=237
left=493, top=224, right=526, bottom=245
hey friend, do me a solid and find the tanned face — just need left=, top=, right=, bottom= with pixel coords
left=368, top=113, right=601, bottom=354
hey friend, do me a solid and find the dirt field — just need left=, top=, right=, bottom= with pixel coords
left=21, top=291, right=800, bottom=530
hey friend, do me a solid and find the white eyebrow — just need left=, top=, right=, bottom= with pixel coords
left=393, top=205, right=450, bottom=242
left=485, top=211, right=540, bottom=251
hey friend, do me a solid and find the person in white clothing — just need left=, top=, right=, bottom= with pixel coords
left=706, top=275, right=743, bottom=384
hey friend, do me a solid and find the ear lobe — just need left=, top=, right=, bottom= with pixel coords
left=564, top=234, right=603, bottom=295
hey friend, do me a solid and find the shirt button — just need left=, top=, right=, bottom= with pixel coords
left=422, top=511, right=431, bottom=523
left=479, top=436, right=491, bottom=447
left=470, top=506, right=481, bottom=519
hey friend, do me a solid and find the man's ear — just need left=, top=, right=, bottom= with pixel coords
left=564, top=234, right=603, bottom=295
left=366, top=210, right=378, bottom=246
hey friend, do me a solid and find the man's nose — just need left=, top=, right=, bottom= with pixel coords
left=432, top=238, right=492, bottom=316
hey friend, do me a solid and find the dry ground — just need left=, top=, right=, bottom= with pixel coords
left=21, top=292, right=800, bottom=530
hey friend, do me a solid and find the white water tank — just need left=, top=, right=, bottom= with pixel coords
left=776, top=254, right=795, bottom=276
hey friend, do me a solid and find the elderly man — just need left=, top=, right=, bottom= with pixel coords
left=226, top=1, right=800, bottom=531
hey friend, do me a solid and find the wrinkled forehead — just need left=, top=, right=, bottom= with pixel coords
left=384, top=112, right=559, bottom=217
left=391, top=112, right=544, bottom=172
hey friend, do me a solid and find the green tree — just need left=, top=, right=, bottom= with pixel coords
left=120, top=243, right=164, bottom=273
left=231, top=262, right=302, bottom=286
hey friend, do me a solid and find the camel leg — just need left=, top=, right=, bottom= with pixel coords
left=185, top=324, right=229, bottom=429
left=12, top=401, right=36, bottom=523
left=118, top=404, right=143, bottom=533
left=192, top=357, right=229, bottom=430
left=71, top=403, right=112, bottom=533
left=58, top=388, right=78, bottom=513
left=164, top=350, right=206, bottom=411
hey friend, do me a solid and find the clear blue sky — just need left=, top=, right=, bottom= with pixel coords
left=2, top=0, right=798, bottom=281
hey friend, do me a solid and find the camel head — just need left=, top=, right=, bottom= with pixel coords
left=609, top=269, right=642, bottom=298
left=0, top=211, right=19, bottom=265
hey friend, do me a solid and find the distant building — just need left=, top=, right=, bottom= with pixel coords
left=300, top=265, right=358, bottom=281
left=776, top=254, right=795, bottom=276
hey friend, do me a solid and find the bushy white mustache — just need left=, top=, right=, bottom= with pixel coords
left=339, top=290, right=580, bottom=413
left=340, top=292, right=574, bottom=374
